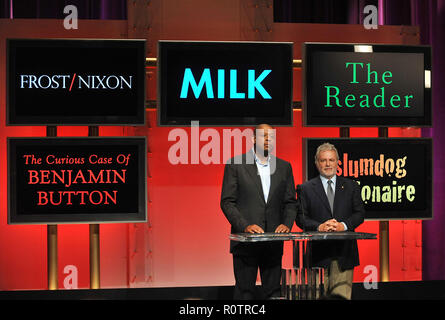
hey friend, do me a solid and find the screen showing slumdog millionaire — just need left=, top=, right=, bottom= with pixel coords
left=303, top=43, right=432, bottom=127
left=158, top=41, right=293, bottom=126
left=304, top=138, right=432, bottom=220
left=6, top=38, right=146, bottom=125
left=8, top=137, right=147, bottom=224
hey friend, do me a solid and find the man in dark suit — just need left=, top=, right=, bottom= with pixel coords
left=296, top=142, right=364, bottom=299
left=220, top=124, right=297, bottom=300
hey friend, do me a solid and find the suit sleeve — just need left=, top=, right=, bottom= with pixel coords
left=296, top=185, right=321, bottom=231
left=343, top=180, right=365, bottom=230
left=220, top=163, right=249, bottom=233
left=281, top=163, right=298, bottom=229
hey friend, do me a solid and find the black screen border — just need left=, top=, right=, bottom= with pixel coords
left=303, top=137, right=433, bottom=220
left=157, top=40, right=294, bottom=127
left=6, top=38, right=146, bottom=126
left=302, top=42, right=432, bottom=127
left=7, top=137, right=147, bottom=225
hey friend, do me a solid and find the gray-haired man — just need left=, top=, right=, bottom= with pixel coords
left=296, top=143, right=365, bottom=299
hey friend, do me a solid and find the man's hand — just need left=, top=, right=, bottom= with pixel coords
left=274, top=224, right=290, bottom=233
left=334, top=221, right=345, bottom=232
left=244, top=224, right=265, bottom=234
left=318, top=219, right=345, bottom=232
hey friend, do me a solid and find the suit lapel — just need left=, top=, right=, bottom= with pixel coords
left=266, top=157, right=279, bottom=204
left=312, top=177, right=332, bottom=215
left=244, top=151, right=266, bottom=204
left=333, top=177, right=346, bottom=217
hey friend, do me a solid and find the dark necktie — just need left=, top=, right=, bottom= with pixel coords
left=327, top=180, right=334, bottom=214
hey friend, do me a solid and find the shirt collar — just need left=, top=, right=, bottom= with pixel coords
left=320, top=174, right=337, bottom=185
left=252, top=148, right=270, bottom=167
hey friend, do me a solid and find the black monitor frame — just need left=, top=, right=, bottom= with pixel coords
left=8, top=137, right=147, bottom=224
left=303, top=137, right=433, bottom=220
left=6, top=38, right=146, bottom=126
left=157, top=40, right=293, bottom=126
left=303, top=42, right=432, bottom=127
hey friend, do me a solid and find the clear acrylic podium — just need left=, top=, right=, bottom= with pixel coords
left=230, top=231, right=377, bottom=300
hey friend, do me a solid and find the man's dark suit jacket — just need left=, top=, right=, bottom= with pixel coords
left=296, top=176, right=365, bottom=270
left=220, top=150, right=297, bottom=254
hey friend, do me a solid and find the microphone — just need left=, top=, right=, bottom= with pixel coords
left=296, top=184, right=306, bottom=233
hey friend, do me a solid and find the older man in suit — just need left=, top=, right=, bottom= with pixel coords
left=220, top=124, right=297, bottom=300
left=296, top=142, right=364, bottom=299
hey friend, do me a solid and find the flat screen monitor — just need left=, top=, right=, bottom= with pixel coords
left=304, top=138, right=433, bottom=220
left=7, top=38, right=146, bottom=125
left=158, top=41, right=293, bottom=126
left=8, top=137, right=147, bottom=224
left=303, top=43, right=432, bottom=127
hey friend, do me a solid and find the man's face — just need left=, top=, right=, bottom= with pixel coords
left=316, top=150, right=338, bottom=179
left=254, top=126, right=275, bottom=156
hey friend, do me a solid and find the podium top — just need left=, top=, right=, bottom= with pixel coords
left=230, top=231, right=377, bottom=242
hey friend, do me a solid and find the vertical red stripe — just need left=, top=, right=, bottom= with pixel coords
left=69, top=73, right=76, bottom=91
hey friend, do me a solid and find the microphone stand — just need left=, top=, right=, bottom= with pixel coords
left=296, top=184, right=314, bottom=298
left=296, top=184, right=306, bottom=233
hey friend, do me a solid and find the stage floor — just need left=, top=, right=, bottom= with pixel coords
left=0, top=280, right=444, bottom=300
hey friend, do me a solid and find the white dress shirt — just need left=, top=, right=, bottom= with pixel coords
left=253, top=149, right=271, bottom=203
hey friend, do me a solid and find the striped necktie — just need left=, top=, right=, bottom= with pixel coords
left=327, top=180, right=334, bottom=214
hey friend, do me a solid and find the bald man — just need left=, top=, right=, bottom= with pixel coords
left=220, top=124, right=297, bottom=299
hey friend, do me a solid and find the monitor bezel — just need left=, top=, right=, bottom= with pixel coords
left=302, top=42, right=432, bottom=127
left=6, top=38, right=147, bottom=126
left=7, top=137, right=147, bottom=225
left=157, top=40, right=294, bottom=127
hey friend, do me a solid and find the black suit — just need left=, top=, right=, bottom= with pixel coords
left=296, top=176, right=365, bottom=270
left=220, top=150, right=297, bottom=299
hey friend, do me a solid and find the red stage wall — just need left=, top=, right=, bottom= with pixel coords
left=0, top=16, right=422, bottom=290
left=0, top=109, right=422, bottom=290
